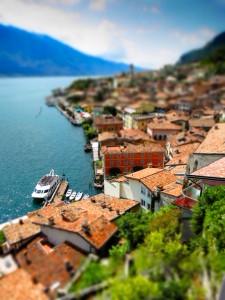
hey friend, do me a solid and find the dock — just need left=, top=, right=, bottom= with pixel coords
left=43, top=181, right=68, bottom=207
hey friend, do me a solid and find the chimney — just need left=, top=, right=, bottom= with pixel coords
left=82, top=224, right=91, bottom=235
left=19, top=219, right=24, bottom=225
left=48, top=217, right=55, bottom=225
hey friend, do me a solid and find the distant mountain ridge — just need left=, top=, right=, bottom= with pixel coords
left=178, top=31, right=225, bottom=64
left=0, top=24, right=134, bottom=76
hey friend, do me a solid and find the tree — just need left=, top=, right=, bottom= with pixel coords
left=103, top=106, right=117, bottom=116
left=116, top=210, right=152, bottom=249
left=109, top=167, right=121, bottom=177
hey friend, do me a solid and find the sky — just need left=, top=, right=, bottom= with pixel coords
left=0, top=0, right=225, bottom=69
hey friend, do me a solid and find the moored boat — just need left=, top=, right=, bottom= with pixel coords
left=75, top=191, right=83, bottom=201
left=31, top=169, right=61, bottom=202
left=82, top=193, right=89, bottom=199
left=84, top=144, right=92, bottom=152
left=65, top=189, right=72, bottom=198
left=69, top=191, right=76, bottom=201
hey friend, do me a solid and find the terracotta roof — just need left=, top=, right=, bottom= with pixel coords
left=167, top=142, right=200, bottom=166
left=16, top=235, right=86, bottom=289
left=31, top=210, right=117, bottom=250
left=168, top=165, right=187, bottom=176
left=98, top=131, right=117, bottom=142
left=113, top=176, right=127, bottom=182
left=168, top=130, right=205, bottom=147
left=141, top=169, right=177, bottom=191
left=67, top=194, right=140, bottom=221
left=3, top=219, right=41, bottom=246
left=125, top=168, right=163, bottom=180
left=148, top=120, right=182, bottom=131
left=101, top=141, right=165, bottom=154
left=190, top=157, right=225, bottom=179
left=189, top=116, right=215, bottom=129
left=195, top=123, right=225, bottom=154
left=161, top=182, right=183, bottom=197
left=94, top=116, right=123, bottom=125
left=0, top=269, right=48, bottom=300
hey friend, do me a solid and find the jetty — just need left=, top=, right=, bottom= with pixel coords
left=44, top=180, right=69, bottom=206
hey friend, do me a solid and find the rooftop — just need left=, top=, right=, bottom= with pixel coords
left=94, top=115, right=123, bottom=125
left=31, top=210, right=117, bottom=250
left=16, top=235, right=86, bottom=288
left=101, top=141, right=165, bottom=154
left=167, top=142, right=200, bottom=166
left=3, top=218, right=41, bottom=246
left=161, top=182, right=183, bottom=197
left=147, top=120, right=182, bottom=131
left=189, top=116, right=215, bottom=129
left=125, top=167, right=163, bottom=180
left=195, top=123, right=225, bottom=154
left=0, top=269, right=48, bottom=300
left=141, top=169, right=177, bottom=191
left=189, top=157, right=225, bottom=180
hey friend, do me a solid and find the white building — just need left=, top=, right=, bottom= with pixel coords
left=104, top=167, right=177, bottom=211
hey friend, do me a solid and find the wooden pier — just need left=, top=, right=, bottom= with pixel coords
left=44, top=181, right=69, bottom=206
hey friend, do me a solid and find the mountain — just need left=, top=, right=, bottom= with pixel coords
left=178, top=31, right=225, bottom=65
left=0, top=24, right=134, bottom=76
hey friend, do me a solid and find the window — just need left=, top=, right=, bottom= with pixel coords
left=117, top=154, right=121, bottom=158
left=147, top=203, right=151, bottom=210
left=141, top=160, right=145, bottom=165
left=124, top=153, right=128, bottom=158
left=124, top=168, right=128, bottom=172
left=141, top=186, right=146, bottom=195
left=130, top=153, right=134, bottom=158
left=141, top=152, right=145, bottom=157
left=147, top=190, right=151, bottom=197
left=110, top=154, right=114, bottom=159
left=141, top=199, right=146, bottom=206
left=124, top=160, right=128, bottom=165
left=117, top=161, right=121, bottom=166
left=148, top=152, right=152, bottom=156
left=130, top=160, right=134, bottom=165
left=110, top=161, right=114, bottom=166
left=148, top=159, right=151, bottom=163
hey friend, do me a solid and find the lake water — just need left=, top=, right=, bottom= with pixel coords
left=0, top=77, right=98, bottom=224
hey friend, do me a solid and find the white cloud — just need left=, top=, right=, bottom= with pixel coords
left=199, top=27, right=215, bottom=38
left=171, top=28, right=215, bottom=47
left=89, top=0, right=106, bottom=11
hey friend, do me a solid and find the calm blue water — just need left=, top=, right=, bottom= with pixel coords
left=0, top=77, right=98, bottom=223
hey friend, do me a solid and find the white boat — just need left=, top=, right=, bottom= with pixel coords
left=69, top=191, right=76, bottom=201
left=82, top=194, right=89, bottom=199
left=31, top=169, right=61, bottom=202
left=65, top=189, right=72, bottom=198
left=75, top=191, right=83, bottom=201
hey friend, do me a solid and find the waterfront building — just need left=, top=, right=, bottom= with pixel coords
left=93, top=115, right=123, bottom=133
left=101, top=141, right=165, bottom=177
left=104, top=167, right=178, bottom=211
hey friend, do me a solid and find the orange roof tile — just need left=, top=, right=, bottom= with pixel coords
left=0, top=269, right=48, bottom=300
left=94, top=116, right=123, bottom=125
left=190, top=157, right=225, bottom=179
left=161, top=182, right=183, bottom=197
left=195, top=123, right=225, bottom=154
left=16, top=235, right=86, bottom=289
left=125, top=168, right=163, bottom=180
left=189, top=116, right=215, bottom=128
left=148, top=120, right=182, bottom=131
left=167, top=142, right=201, bottom=166
left=32, top=211, right=117, bottom=250
left=98, top=131, right=117, bottom=142
left=101, top=141, right=165, bottom=154
left=3, top=219, right=41, bottom=246
left=141, top=170, right=177, bottom=191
